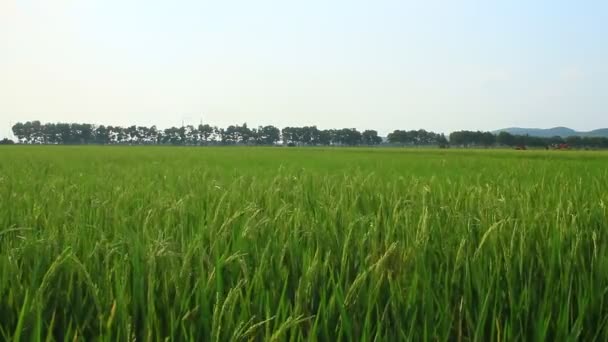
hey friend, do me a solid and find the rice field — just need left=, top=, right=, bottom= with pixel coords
left=1, top=146, right=608, bottom=341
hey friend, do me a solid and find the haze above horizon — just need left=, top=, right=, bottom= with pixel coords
left=1, top=0, right=607, bottom=139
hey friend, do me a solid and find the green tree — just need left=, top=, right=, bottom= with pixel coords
left=198, top=124, right=215, bottom=144
left=496, top=131, right=515, bottom=146
left=362, top=130, right=382, bottom=145
left=257, top=125, right=281, bottom=145
left=11, top=122, right=26, bottom=143
left=95, top=125, right=110, bottom=144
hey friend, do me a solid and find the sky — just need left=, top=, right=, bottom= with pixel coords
left=1, top=0, right=607, bottom=139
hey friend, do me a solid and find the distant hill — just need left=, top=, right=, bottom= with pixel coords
left=587, top=128, right=608, bottom=137
left=494, top=127, right=608, bottom=138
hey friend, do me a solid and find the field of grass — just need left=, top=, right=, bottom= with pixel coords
left=1, top=146, right=608, bottom=341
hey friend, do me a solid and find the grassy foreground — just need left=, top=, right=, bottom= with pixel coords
left=1, top=146, right=608, bottom=341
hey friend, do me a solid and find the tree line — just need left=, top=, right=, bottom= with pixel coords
left=10, top=121, right=384, bottom=146
left=450, top=130, right=608, bottom=149
left=7, top=121, right=608, bottom=148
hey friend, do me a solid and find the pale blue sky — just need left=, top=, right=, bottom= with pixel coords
left=1, top=0, right=607, bottom=138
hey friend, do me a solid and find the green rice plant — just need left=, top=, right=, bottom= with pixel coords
left=0, top=146, right=607, bottom=340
